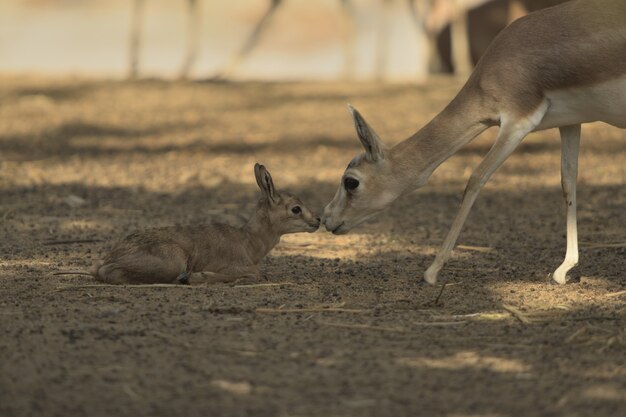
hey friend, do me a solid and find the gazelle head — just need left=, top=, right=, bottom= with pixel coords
left=254, top=163, right=321, bottom=234
left=323, top=106, right=413, bottom=235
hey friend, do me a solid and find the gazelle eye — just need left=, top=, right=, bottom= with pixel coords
left=291, top=206, right=301, bottom=214
left=344, top=177, right=359, bottom=191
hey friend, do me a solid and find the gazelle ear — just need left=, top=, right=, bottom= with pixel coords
left=254, top=163, right=279, bottom=203
left=348, top=104, right=386, bottom=162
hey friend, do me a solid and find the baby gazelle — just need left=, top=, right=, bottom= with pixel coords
left=56, top=164, right=320, bottom=285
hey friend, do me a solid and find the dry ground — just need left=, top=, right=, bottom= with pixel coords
left=1, top=76, right=625, bottom=417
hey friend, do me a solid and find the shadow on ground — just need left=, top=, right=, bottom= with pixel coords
left=1, top=79, right=624, bottom=417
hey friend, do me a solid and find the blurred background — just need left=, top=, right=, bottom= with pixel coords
left=0, top=0, right=565, bottom=82
left=3, top=2, right=626, bottom=417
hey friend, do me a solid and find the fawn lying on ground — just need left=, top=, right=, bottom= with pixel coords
left=55, top=164, right=320, bottom=284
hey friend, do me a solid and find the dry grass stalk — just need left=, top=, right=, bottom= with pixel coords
left=233, top=282, right=296, bottom=288
left=566, top=326, right=589, bottom=343
left=580, top=242, right=626, bottom=248
left=470, top=312, right=511, bottom=321
left=605, top=290, right=626, bottom=298
left=256, top=307, right=366, bottom=314
left=434, top=282, right=448, bottom=305
left=122, top=384, right=142, bottom=400
left=319, top=321, right=407, bottom=332
left=446, top=267, right=498, bottom=272
left=456, top=245, right=494, bottom=253
left=43, top=238, right=103, bottom=245
left=56, top=283, right=195, bottom=290
left=2, top=209, right=15, bottom=222
left=502, top=304, right=531, bottom=324
left=412, top=321, right=467, bottom=326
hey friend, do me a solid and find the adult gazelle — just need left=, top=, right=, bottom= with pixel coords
left=323, top=0, right=626, bottom=284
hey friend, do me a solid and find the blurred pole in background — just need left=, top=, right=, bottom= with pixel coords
left=423, top=0, right=501, bottom=78
left=218, top=0, right=284, bottom=79
left=374, top=0, right=393, bottom=81
left=180, top=0, right=202, bottom=80
left=407, top=0, right=444, bottom=78
left=339, top=0, right=357, bottom=80
left=449, top=0, right=472, bottom=77
left=128, top=0, right=146, bottom=79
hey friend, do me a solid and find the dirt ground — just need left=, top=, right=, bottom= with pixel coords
left=1, top=76, right=624, bottom=417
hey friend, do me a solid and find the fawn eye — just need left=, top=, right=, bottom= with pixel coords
left=344, top=177, right=359, bottom=191
left=291, top=206, right=301, bottom=214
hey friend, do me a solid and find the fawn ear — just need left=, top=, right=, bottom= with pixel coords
left=348, top=104, right=385, bottom=162
left=254, top=163, right=279, bottom=203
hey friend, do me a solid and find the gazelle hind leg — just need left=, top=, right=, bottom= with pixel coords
left=96, top=250, right=187, bottom=284
left=424, top=104, right=548, bottom=284
left=553, top=124, right=581, bottom=284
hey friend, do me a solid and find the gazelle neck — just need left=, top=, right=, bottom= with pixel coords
left=389, top=88, right=494, bottom=192
left=242, top=200, right=280, bottom=264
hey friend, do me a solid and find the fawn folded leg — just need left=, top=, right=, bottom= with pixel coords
left=424, top=104, right=547, bottom=284
left=188, top=266, right=260, bottom=285
left=553, top=124, right=581, bottom=284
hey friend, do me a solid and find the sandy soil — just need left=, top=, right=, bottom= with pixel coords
left=0, top=76, right=624, bottom=417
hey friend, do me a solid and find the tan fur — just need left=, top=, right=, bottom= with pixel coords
left=57, top=164, right=320, bottom=285
left=324, top=0, right=626, bottom=284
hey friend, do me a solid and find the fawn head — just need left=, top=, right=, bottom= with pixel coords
left=323, top=105, right=408, bottom=235
left=255, top=163, right=320, bottom=234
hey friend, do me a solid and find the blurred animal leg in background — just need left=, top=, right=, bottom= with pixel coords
left=128, top=0, right=146, bottom=79
left=218, top=0, right=284, bottom=79
left=180, top=0, right=202, bottom=80
left=340, top=0, right=358, bottom=80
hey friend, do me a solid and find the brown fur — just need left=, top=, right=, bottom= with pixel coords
left=473, top=0, right=626, bottom=115
left=324, top=0, right=625, bottom=284
left=57, top=164, right=320, bottom=285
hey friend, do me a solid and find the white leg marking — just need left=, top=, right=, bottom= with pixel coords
left=424, top=103, right=549, bottom=284
left=553, top=124, right=581, bottom=284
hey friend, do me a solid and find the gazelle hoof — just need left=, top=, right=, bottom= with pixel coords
left=176, top=271, right=191, bottom=285
left=424, top=266, right=440, bottom=285
left=552, top=262, right=578, bottom=285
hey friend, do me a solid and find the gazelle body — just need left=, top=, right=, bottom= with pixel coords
left=57, top=164, right=320, bottom=284
left=323, top=0, right=626, bottom=284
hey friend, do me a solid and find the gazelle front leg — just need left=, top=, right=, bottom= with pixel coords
left=184, top=266, right=261, bottom=285
left=424, top=107, right=547, bottom=284
left=552, top=124, right=581, bottom=284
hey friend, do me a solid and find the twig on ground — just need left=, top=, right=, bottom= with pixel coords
left=471, top=312, right=511, bottom=321
left=55, top=283, right=196, bottom=290
left=456, top=245, right=494, bottom=253
left=569, top=316, right=618, bottom=322
left=580, top=242, right=626, bottom=248
left=151, top=331, right=192, bottom=348
left=318, top=321, right=407, bottom=332
left=318, top=320, right=466, bottom=332
left=502, top=304, right=531, bottom=324
left=605, top=290, right=626, bottom=298
left=122, top=385, right=142, bottom=400
left=1, top=209, right=15, bottom=222
left=254, top=306, right=370, bottom=314
left=412, top=321, right=467, bottom=326
left=233, top=282, right=296, bottom=288
left=434, top=282, right=448, bottom=305
left=43, top=238, right=103, bottom=245
left=565, top=326, right=589, bottom=343
left=446, top=267, right=498, bottom=272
